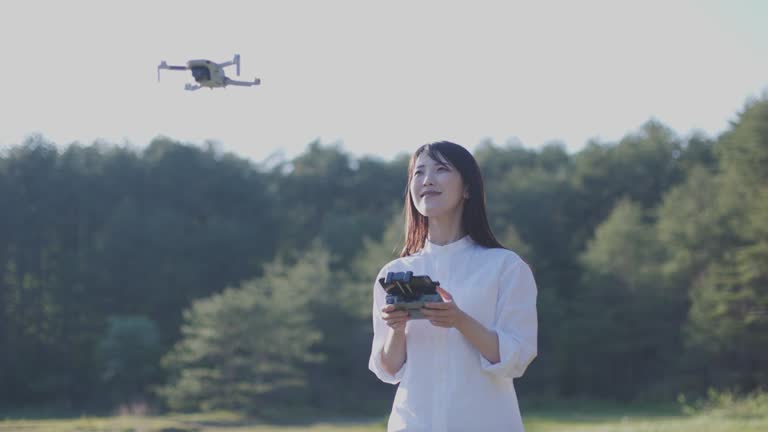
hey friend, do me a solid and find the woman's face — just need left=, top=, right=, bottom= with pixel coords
left=409, top=151, right=467, bottom=218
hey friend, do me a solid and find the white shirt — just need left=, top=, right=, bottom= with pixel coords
left=369, top=235, right=538, bottom=432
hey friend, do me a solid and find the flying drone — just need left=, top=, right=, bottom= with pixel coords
left=157, top=54, right=261, bottom=91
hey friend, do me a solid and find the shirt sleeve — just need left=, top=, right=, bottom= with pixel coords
left=368, top=264, right=406, bottom=384
left=480, top=256, right=538, bottom=379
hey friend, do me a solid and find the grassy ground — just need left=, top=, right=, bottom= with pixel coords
left=1, top=404, right=766, bottom=432
left=523, top=407, right=768, bottom=432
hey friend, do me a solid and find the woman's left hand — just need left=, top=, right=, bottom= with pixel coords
left=422, top=286, right=465, bottom=328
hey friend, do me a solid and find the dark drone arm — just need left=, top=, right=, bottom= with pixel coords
left=157, top=61, right=188, bottom=81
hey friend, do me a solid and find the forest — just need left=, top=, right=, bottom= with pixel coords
left=0, top=98, right=766, bottom=418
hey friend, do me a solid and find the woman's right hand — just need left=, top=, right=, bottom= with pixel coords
left=381, top=304, right=410, bottom=332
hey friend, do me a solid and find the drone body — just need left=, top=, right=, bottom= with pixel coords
left=157, top=54, right=261, bottom=91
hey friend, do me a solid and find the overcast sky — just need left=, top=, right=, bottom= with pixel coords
left=1, top=0, right=766, bottom=163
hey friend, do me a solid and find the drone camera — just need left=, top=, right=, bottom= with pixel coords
left=190, top=66, right=211, bottom=82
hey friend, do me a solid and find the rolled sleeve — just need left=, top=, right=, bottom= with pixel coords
left=368, top=265, right=406, bottom=384
left=481, top=258, right=538, bottom=379
left=369, top=339, right=406, bottom=384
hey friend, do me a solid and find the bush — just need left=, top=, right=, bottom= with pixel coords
left=678, top=388, right=768, bottom=419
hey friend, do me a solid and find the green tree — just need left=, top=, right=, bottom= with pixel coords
left=158, top=245, right=327, bottom=415
left=566, top=199, right=675, bottom=399
left=96, top=315, right=163, bottom=404
left=682, top=99, right=768, bottom=390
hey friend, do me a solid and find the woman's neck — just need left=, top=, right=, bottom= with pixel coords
left=427, top=213, right=466, bottom=246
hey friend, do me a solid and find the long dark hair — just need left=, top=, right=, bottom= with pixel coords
left=400, top=141, right=505, bottom=257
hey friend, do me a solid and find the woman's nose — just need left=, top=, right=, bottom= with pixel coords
left=422, top=173, right=435, bottom=186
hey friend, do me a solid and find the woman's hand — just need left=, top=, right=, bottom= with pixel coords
left=381, top=304, right=410, bottom=333
left=422, top=286, right=466, bottom=328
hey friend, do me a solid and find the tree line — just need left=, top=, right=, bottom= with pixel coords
left=0, top=98, right=765, bottom=416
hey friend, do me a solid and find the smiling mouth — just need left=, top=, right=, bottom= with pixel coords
left=421, top=191, right=441, bottom=198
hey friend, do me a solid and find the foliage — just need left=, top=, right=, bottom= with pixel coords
left=678, top=388, right=768, bottom=419
left=95, top=315, right=163, bottom=404
left=564, top=199, right=676, bottom=399
left=674, top=99, right=768, bottom=390
left=1, top=97, right=767, bottom=412
left=157, top=245, right=328, bottom=415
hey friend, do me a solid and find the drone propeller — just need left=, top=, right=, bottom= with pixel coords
left=218, top=54, right=241, bottom=75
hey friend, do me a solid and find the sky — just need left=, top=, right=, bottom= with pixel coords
left=1, top=0, right=767, bottom=164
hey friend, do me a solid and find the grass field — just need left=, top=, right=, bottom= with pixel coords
left=1, top=416, right=767, bottom=432
left=2, top=400, right=766, bottom=432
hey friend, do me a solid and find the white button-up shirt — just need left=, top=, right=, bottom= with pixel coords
left=369, top=235, right=538, bottom=432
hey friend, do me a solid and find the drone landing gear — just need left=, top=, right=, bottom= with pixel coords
left=184, top=83, right=202, bottom=91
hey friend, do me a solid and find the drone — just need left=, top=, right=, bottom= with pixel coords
left=157, top=54, right=260, bottom=91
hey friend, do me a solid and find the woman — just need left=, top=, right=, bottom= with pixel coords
left=368, top=141, right=538, bottom=431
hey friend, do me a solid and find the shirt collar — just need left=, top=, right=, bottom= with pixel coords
left=422, top=235, right=474, bottom=256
